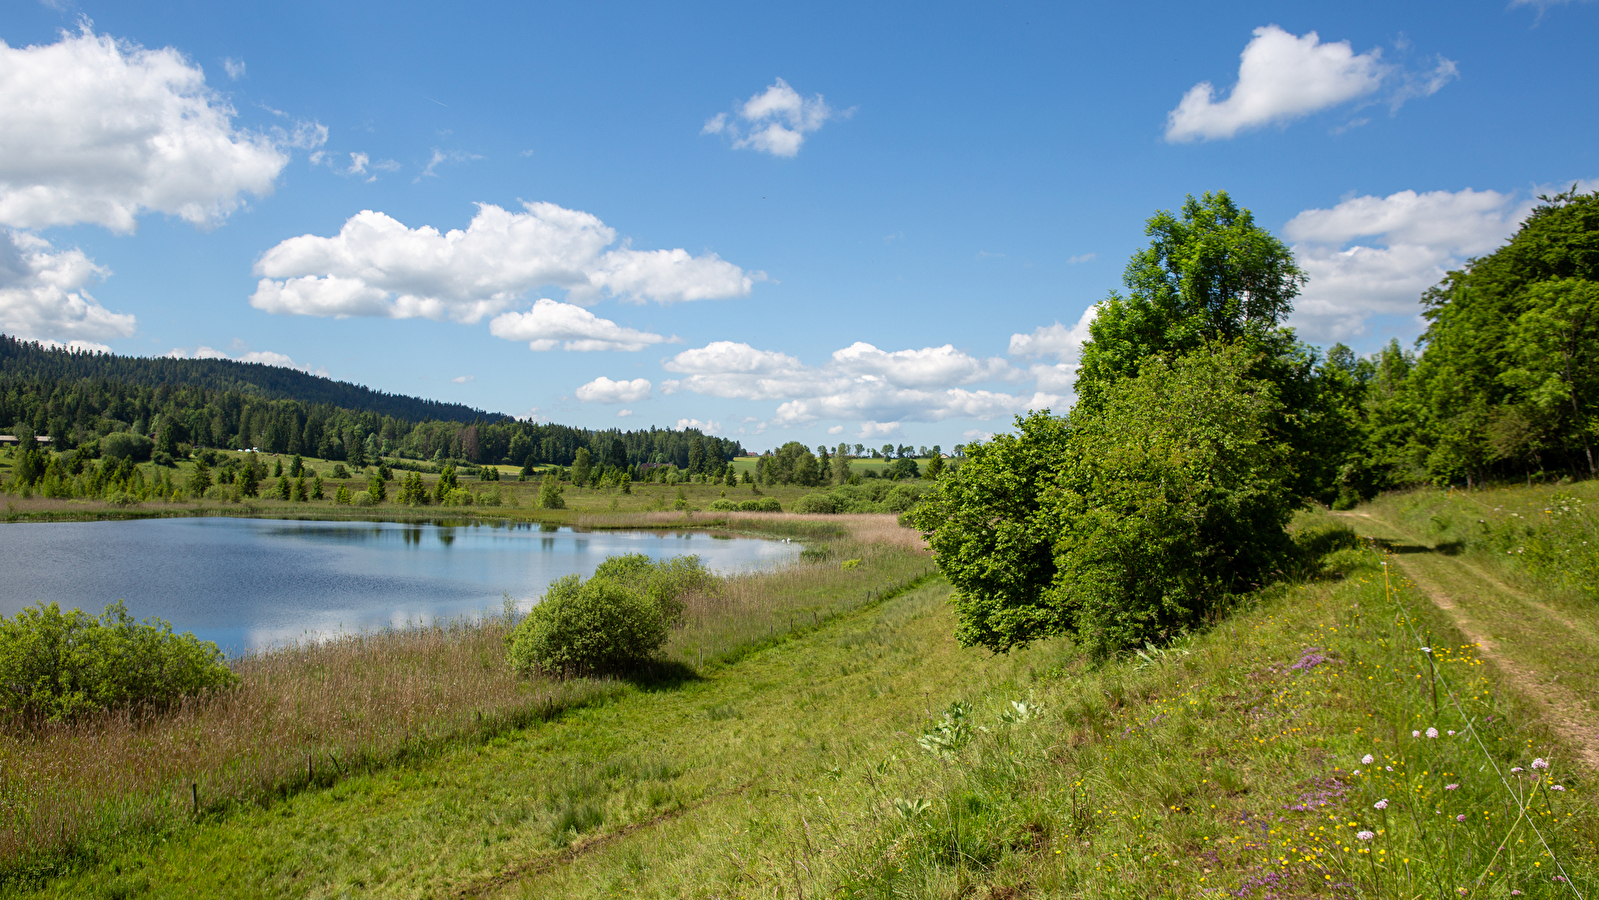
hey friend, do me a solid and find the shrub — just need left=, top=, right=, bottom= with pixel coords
left=709, top=498, right=738, bottom=511
left=737, top=497, right=782, bottom=512
left=507, top=575, right=668, bottom=675
left=883, top=483, right=928, bottom=512
left=99, top=432, right=153, bottom=462
left=792, top=492, right=841, bottom=514
left=0, top=601, right=237, bottom=723
left=590, top=553, right=713, bottom=624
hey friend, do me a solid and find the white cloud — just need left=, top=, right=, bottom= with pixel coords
left=1067, top=253, right=1096, bottom=265
left=1282, top=187, right=1541, bottom=341
left=251, top=202, right=765, bottom=321
left=222, top=57, right=245, bottom=80
left=415, top=148, right=482, bottom=182
left=675, top=418, right=721, bottom=434
left=962, top=429, right=995, bottom=442
left=859, top=421, right=901, bottom=438
left=165, top=344, right=326, bottom=376
left=616, top=409, right=634, bottom=418
left=450, top=375, right=473, bottom=384
left=662, top=339, right=1053, bottom=428
left=0, top=231, right=134, bottom=343
left=575, top=376, right=653, bottom=404
left=1008, top=305, right=1098, bottom=399
left=703, top=78, right=846, bottom=157
left=0, top=27, right=307, bottom=232
left=1165, top=25, right=1454, bottom=142
left=489, top=299, right=672, bottom=352
left=827, top=425, right=844, bottom=434
left=1008, top=306, right=1097, bottom=362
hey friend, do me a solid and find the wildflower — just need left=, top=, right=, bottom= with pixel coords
left=1532, top=758, right=1549, bottom=770
left=1511, top=767, right=1524, bottom=773
left=1456, top=814, right=1467, bottom=822
left=1374, top=799, right=1388, bottom=810
left=1446, top=783, right=1459, bottom=791
left=1412, top=730, right=1421, bottom=738
left=1426, top=727, right=1439, bottom=739
left=1356, top=830, right=1375, bottom=842
left=1385, top=765, right=1393, bottom=772
left=1362, top=754, right=1374, bottom=765
left=1513, top=891, right=1524, bottom=896
left=1447, top=729, right=1457, bottom=736
left=1551, top=785, right=1566, bottom=792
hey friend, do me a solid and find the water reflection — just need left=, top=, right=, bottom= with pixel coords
left=0, top=517, right=799, bottom=654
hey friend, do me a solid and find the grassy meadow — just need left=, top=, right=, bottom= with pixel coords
left=6, top=470, right=1599, bottom=897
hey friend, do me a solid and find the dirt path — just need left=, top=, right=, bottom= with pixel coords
left=1333, top=511, right=1599, bottom=772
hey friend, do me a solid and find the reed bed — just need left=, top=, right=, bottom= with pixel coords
left=578, top=511, right=930, bottom=553
left=667, top=538, right=937, bottom=668
left=0, top=537, right=931, bottom=884
left=0, top=616, right=613, bottom=877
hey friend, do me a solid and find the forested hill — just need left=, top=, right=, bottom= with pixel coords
left=0, top=336, right=498, bottom=424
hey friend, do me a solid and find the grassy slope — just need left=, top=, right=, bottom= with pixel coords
left=24, top=504, right=1599, bottom=898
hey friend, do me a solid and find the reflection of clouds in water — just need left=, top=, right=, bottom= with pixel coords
left=0, top=517, right=800, bottom=653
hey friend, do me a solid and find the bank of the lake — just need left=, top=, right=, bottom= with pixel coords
left=0, top=519, right=934, bottom=889
left=0, top=517, right=801, bottom=652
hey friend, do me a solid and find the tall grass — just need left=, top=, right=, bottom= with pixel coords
left=1360, top=480, right=1599, bottom=600
left=0, top=538, right=931, bottom=886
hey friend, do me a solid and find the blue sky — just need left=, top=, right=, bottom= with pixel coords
left=1, top=0, right=1594, bottom=451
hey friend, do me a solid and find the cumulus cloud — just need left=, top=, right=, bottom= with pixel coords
left=489, top=299, right=673, bottom=352
left=675, top=418, right=721, bottom=434
left=222, top=57, right=245, bottom=80
left=574, top=376, right=653, bottom=404
left=617, top=409, right=634, bottom=418
left=1009, top=305, right=1098, bottom=398
left=450, top=375, right=473, bottom=384
left=0, top=27, right=310, bottom=232
left=661, top=339, right=1053, bottom=428
left=1282, top=187, right=1546, bottom=341
left=251, top=202, right=765, bottom=322
left=0, top=231, right=134, bottom=344
left=1165, top=25, right=1455, bottom=142
left=165, top=343, right=326, bottom=376
left=703, top=78, right=847, bottom=157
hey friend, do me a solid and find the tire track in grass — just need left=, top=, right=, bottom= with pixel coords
left=1334, top=510, right=1599, bottom=772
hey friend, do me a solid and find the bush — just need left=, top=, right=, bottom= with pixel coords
left=737, top=498, right=782, bottom=512
left=0, top=601, right=237, bottom=723
left=709, top=498, right=738, bottom=511
left=883, top=483, right=928, bottom=512
left=99, top=431, right=154, bottom=462
left=591, top=553, right=713, bottom=624
left=792, top=492, right=841, bottom=514
left=507, top=574, right=668, bottom=676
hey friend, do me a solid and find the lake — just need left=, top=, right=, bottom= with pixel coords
left=0, top=517, right=801, bottom=653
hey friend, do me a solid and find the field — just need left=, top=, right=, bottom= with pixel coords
left=5, top=480, right=1599, bottom=897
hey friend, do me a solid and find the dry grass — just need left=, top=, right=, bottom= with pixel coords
left=0, top=618, right=618, bottom=871
left=667, top=538, right=936, bottom=668
left=578, top=511, right=930, bottom=553
left=0, top=536, right=933, bottom=881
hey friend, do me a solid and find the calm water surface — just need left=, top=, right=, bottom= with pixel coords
left=0, top=517, right=800, bottom=652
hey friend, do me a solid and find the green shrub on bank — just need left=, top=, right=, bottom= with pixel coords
left=591, top=553, right=713, bottom=624
left=507, top=576, right=667, bottom=676
left=0, top=601, right=237, bottom=723
left=737, top=497, right=781, bottom=512
left=507, top=554, right=715, bottom=675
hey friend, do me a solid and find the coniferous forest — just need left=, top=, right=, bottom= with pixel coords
left=0, top=335, right=742, bottom=474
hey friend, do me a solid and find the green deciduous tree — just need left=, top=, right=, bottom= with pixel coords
left=909, top=410, right=1072, bottom=651
left=539, top=470, right=565, bottom=509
